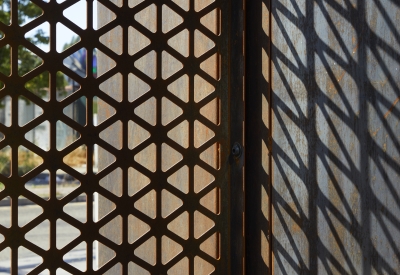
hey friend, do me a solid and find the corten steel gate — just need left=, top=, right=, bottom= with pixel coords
left=0, top=0, right=244, bottom=273
left=1, top=0, right=400, bottom=273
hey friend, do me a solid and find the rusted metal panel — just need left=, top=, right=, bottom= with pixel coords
left=0, top=0, right=244, bottom=273
left=269, top=0, right=400, bottom=274
left=97, top=0, right=245, bottom=274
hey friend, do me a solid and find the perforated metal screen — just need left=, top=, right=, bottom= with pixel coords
left=0, top=0, right=244, bottom=273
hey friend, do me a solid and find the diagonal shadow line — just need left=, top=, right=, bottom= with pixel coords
left=272, top=6, right=307, bottom=71
left=271, top=211, right=308, bottom=273
left=318, top=202, right=359, bottom=274
left=372, top=210, right=400, bottom=261
left=371, top=0, right=400, bottom=47
left=317, top=154, right=362, bottom=228
left=318, top=103, right=361, bottom=177
left=371, top=152, right=400, bottom=211
left=272, top=93, right=308, bottom=171
left=316, top=47, right=359, bottom=122
left=316, top=0, right=355, bottom=63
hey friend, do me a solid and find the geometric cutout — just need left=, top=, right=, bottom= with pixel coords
left=135, top=4, right=157, bottom=33
left=194, top=74, right=215, bottom=102
left=128, top=120, right=151, bottom=149
left=194, top=0, right=214, bottom=12
left=99, top=73, right=123, bottom=102
left=56, top=71, right=79, bottom=102
left=193, top=211, right=215, bottom=239
left=94, top=192, right=116, bottom=222
left=18, top=0, right=42, bottom=26
left=94, top=241, right=116, bottom=271
left=194, top=120, right=215, bottom=148
left=199, top=143, right=219, bottom=169
left=24, top=169, right=50, bottom=199
left=128, top=73, right=151, bottom=102
left=18, top=96, right=43, bottom=126
left=95, top=49, right=116, bottom=78
left=134, top=50, right=157, bottom=79
left=200, top=232, right=219, bottom=259
left=134, top=236, right=156, bottom=265
left=134, top=189, right=156, bottom=219
left=168, top=257, right=189, bottom=275
left=167, top=211, right=189, bottom=240
left=56, top=219, right=80, bottom=249
left=168, top=29, right=189, bottom=57
left=56, top=170, right=81, bottom=200
left=161, top=189, right=183, bottom=218
left=99, top=167, right=122, bottom=197
left=134, top=97, right=157, bottom=126
left=24, top=71, right=50, bottom=101
left=200, top=187, right=219, bottom=214
left=56, top=23, right=80, bottom=53
left=128, top=167, right=151, bottom=196
left=63, top=193, right=86, bottom=223
left=161, top=143, right=183, bottom=172
left=63, top=96, right=87, bottom=126
left=24, top=22, right=50, bottom=53
left=18, top=246, right=43, bottom=274
left=200, top=53, right=219, bottom=80
left=162, top=97, right=183, bottom=126
left=63, top=242, right=87, bottom=272
left=128, top=215, right=150, bottom=243
left=167, top=165, right=189, bottom=194
left=162, top=4, right=183, bottom=33
left=167, top=120, right=189, bottom=148
left=171, top=0, right=189, bottom=11
left=0, top=196, right=11, bottom=228
left=0, top=44, right=10, bottom=77
left=200, top=98, right=219, bottom=125
left=162, top=51, right=183, bottom=80
left=63, top=48, right=87, bottom=78
left=63, top=145, right=87, bottom=174
left=134, top=143, right=156, bottom=172
left=99, top=26, right=123, bottom=55
left=63, top=0, right=87, bottom=29
left=0, top=6, right=10, bottom=25
left=95, top=97, right=117, bottom=125
left=96, top=145, right=116, bottom=174
left=167, top=74, right=189, bottom=102
left=100, top=215, right=122, bottom=244
left=95, top=1, right=116, bottom=30
left=128, top=0, right=144, bottom=8
left=0, top=146, right=11, bottom=177
left=128, top=27, right=151, bottom=55
left=99, top=120, right=123, bottom=149
left=18, top=146, right=43, bottom=176
left=128, top=261, right=150, bottom=275
left=194, top=30, right=215, bottom=57
left=201, top=9, right=220, bottom=35
left=194, top=165, right=215, bottom=193
left=56, top=120, right=80, bottom=151
left=161, top=235, right=183, bottom=264
left=194, top=256, right=215, bottom=274
left=25, top=219, right=50, bottom=250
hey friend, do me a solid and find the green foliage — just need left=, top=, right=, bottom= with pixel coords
left=0, top=0, right=66, bottom=95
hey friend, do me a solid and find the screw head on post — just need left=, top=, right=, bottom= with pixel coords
left=231, top=142, right=242, bottom=159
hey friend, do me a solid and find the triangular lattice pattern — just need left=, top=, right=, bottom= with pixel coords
left=0, top=0, right=227, bottom=273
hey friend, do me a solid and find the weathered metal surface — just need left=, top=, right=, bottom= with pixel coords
left=0, top=0, right=244, bottom=273
left=97, top=0, right=245, bottom=274
left=269, top=0, right=400, bottom=274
